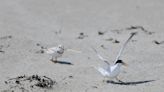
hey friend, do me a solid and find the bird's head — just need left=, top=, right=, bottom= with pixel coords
left=58, top=45, right=64, bottom=50
left=115, top=60, right=128, bottom=66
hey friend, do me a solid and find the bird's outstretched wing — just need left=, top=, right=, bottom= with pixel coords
left=92, top=47, right=110, bottom=65
left=114, top=32, right=137, bottom=63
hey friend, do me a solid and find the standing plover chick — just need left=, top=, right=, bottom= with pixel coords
left=45, top=45, right=64, bottom=63
left=45, top=44, right=81, bottom=63
left=93, top=32, right=137, bottom=82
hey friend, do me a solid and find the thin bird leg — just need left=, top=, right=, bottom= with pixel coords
left=53, top=57, right=58, bottom=63
left=50, top=56, right=53, bottom=61
left=50, top=57, right=58, bottom=63
left=116, top=76, right=124, bottom=83
left=103, top=77, right=111, bottom=83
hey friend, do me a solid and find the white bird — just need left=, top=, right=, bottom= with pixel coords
left=45, top=44, right=82, bottom=63
left=46, top=44, right=64, bottom=63
left=93, top=32, right=137, bottom=82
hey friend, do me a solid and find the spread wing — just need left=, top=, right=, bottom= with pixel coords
left=92, top=47, right=110, bottom=65
left=114, top=32, right=137, bottom=63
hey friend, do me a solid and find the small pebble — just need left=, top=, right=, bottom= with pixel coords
left=113, top=40, right=120, bottom=43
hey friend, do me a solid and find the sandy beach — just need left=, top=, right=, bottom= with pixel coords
left=0, top=0, right=164, bottom=92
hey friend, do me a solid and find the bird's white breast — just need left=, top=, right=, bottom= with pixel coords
left=109, top=64, right=121, bottom=78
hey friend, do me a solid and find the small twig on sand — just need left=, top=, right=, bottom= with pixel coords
left=153, top=40, right=164, bottom=45
left=126, top=26, right=154, bottom=35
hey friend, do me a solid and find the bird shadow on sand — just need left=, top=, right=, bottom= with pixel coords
left=106, top=80, right=155, bottom=85
left=51, top=60, right=73, bottom=65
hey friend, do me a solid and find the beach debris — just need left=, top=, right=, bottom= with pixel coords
left=100, top=45, right=107, bottom=49
left=68, top=75, right=73, bottom=79
left=98, top=30, right=108, bottom=35
left=35, top=43, right=47, bottom=54
left=0, top=45, right=10, bottom=54
left=126, top=25, right=145, bottom=30
left=54, top=29, right=62, bottom=35
left=0, top=35, right=12, bottom=40
left=126, top=26, right=154, bottom=35
left=105, top=38, right=120, bottom=43
left=77, top=32, right=88, bottom=39
left=113, top=40, right=120, bottom=43
left=36, top=43, right=47, bottom=49
left=4, top=74, right=56, bottom=91
left=0, top=50, right=5, bottom=53
left=36, top=43, right=41, bottom=46
left=98, top=31, right=104, bottom=35
left=153, top=40, right=164, bottom=45
left=110, top=25, right=154, bottom=35
left=35, top=49, right=45, bottom=54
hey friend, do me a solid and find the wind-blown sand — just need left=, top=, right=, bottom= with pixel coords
left=0, top=0, right=164, bottom=92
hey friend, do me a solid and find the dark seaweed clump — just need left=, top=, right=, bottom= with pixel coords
left=4, top=74, right=56, bottom=91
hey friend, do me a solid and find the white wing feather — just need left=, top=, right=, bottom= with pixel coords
left=95, top=67, right=110, bottom=76
left=114, top=32, right=137, bottom=63
left=92, top=47, right=110, bottom=65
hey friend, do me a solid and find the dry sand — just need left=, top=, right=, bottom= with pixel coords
left=0, top=0, right=164, bottom=92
